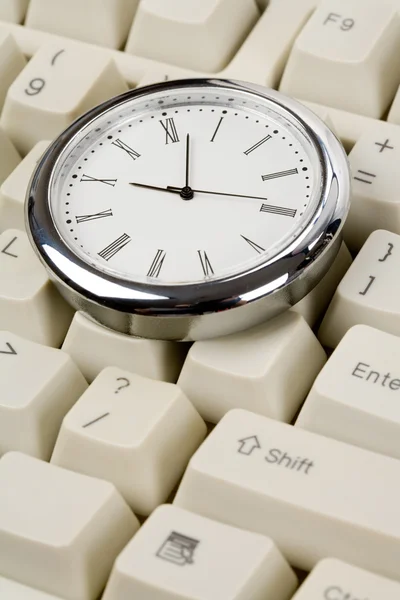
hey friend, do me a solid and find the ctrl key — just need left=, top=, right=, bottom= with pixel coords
left=0, top=452, right=139, bottom=600
left=291, top=558, right=400, bottom=600
left=103, top=504, right=297, bottom=600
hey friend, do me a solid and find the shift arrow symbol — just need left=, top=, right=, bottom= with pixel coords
left=237, top=435, right=261, bottom=456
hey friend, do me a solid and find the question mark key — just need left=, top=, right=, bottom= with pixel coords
left=51, top=366, right=207, bottom=516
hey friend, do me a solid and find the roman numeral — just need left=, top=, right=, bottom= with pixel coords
left=98, top=233, right=131, bottom=261
left=240, top=234, right=265, bottom=254
left=244, top=135, right=272, bottom=155
left=260, top=203, right=297, bottom=218
left=261, top=168, right=298, bottom=181
left=198, top=250, right=214, bottom=277
left=76, top=209, right=113, bottom=224
left=160, top=118, right=179, bottom=144
left=111, top=138, right=141, bottom=161
left=210, top=117, right=224, bottom=142
left=80, top=174, right=117, bottom=187
left=147, top=249, right=166, bottom=278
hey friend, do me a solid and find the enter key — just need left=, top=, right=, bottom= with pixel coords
left=297, top=323, right=400, bottom=460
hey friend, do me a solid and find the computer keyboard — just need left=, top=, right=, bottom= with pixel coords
left=1, top=0, right=400, bottom=598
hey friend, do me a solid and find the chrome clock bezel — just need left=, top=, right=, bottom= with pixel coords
left=26, top=78, right=350, bottom=341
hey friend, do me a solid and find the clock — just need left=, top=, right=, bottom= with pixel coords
left=26, top=79, right=350, bottom=341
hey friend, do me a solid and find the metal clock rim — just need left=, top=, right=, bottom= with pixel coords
left=26, top=78, right=350, bottom=339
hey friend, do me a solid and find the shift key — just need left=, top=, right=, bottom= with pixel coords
left=174, top=409, right=400, bottom=581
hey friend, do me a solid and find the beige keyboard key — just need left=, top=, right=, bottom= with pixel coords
left=0, top=30, right=26, bottom=110
left=0, top=576, right=64, bottom=600
left=177, top=311, right=326, bottom=424
left=297, top=325, right=400, bottom=459
left=0, top=0, right=29, bottom=23
left=62, top=311, right=188, bottom=383
left=280, top=0, right=400, bottom=118
left=0, top=140, right=50, bottom=232
left=0, top=229, right=74, bottom=346
left=291, top=558, right=400, bottom=600
left=0, top=330, right=87, bottom=460
left=0, top=452, right=139, bottom=600
left=343, top=124, right=400, bottom=252
left=0, top=127, right=20, bottom=185
left=174, top=408, right=400, bottom=579
left=52, top=367, right=206, bottom=515
left=103, top=504, right=297, bottom=600
left=291, top=242, right=352, bottom=326
left=1, top=42, right=128, bottom=154
left=126, top=0, right=259, bottom=72
left=319, top=230, right=400, bottom=348
left=26, top=0, right=139, bottom=49
left=223, top=0, right=318, bottom=87
left=387, top=82, right=400, bottom=124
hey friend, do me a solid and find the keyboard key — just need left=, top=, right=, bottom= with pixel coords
left=52, top=367, right=206, bottom=515
left=291, top=242, right=352, bottom=326
left=1, top=42, right=128, bottom=154
left=177, top=312, right=326, bottom=424
left=224, top=0, right=318, bottom=87
left=0, top=140, right=50, bottom=232
left=291, top=558, right=400, bottom=600
left=0, top=229, right=74, bottom=346
left=0, top=30, right=26, bottom=110
left=62, top=311, right=188, bottom=383
left=103, top=504, right=298, bottom=600
left=343, top=123, right=400, bottom=251
left=319, top=230, right=400, bottom=348
left=280, top=0, right=400, bottom=118
left=0, top=576, right=64, bottom=599
left=387, top=81, right=400, bottom=124
left=297, top=325, right=400, bottom=459
left=125, top=0, right=259, bottom=72
left=0, top=0, right=29, bottom=23
left=0, top=331, right=87, bottom=459
left=174, top=408, right=400, bottom=579
left=25, top=0, right=139, bottom=49
left=0, top=452, right=139, bottom=600
left=0, top=127, right=20, bottom=185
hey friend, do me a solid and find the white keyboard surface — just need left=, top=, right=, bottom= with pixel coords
left=2, top=1, right=400, bottom=598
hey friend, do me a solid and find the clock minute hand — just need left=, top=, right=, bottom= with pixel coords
left=166, top=186, right=297, bottom=217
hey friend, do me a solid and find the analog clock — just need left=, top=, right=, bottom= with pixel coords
left=27, top=79, right=350, bottom=340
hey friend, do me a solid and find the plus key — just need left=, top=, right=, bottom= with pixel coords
left=343, top=123, right=400, bottom=252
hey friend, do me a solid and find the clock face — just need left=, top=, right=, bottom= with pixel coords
left=49, top=84, right=321, bottom=285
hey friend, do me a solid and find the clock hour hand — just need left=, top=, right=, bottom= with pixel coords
left=129, top=182, right=181, bottom=194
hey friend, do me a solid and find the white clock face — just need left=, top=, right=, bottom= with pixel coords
left=50, top=85, right=321, bottom=285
